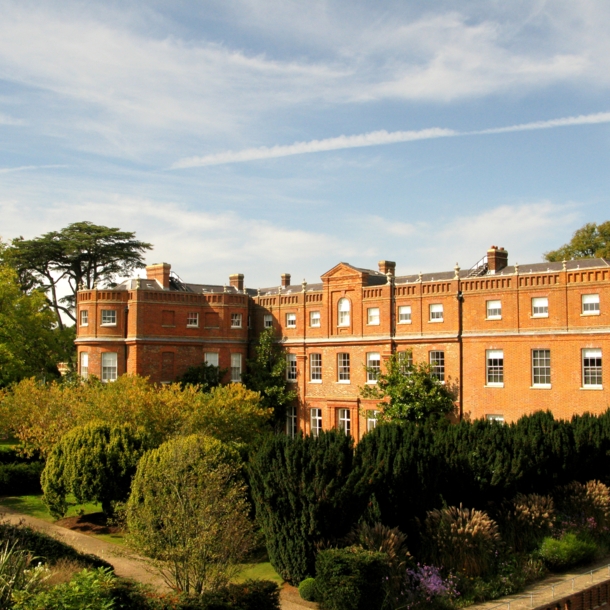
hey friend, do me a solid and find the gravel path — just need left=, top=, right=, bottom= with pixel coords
left=0, top=505, right=316, bottom=609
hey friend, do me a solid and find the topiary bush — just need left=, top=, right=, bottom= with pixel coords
left=538, top=533, right=597, bottom=571
left=41, top=422, right=150, bottom=518
left=298, top=578, right=317, bottom=602
left=424, top=504, right=501, bottom=577
left=315, top=547, right=389, bottom=610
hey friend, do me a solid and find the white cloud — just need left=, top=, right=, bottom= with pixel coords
left=172, top=111, right=610, bottom=168
left=0, top=165, right=67, bottom=174
left=0, top=112, right=24, bottom=126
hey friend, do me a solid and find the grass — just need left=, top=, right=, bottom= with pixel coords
left=0, top=494, right=126, bottom=546
left=235, top=561, right=283, bottom=584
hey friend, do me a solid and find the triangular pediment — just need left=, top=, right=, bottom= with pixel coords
left=320, top=262, right=366, bottom=280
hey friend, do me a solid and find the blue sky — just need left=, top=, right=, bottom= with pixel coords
left=1, top=0, right=609, bottom=287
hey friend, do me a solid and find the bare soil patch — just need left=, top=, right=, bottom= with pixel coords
left=54, top=512, right=121, bottom=536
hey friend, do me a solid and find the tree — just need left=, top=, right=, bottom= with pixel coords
left=41, top=422, right=150, bottom=518
left=0, top=376, right=272, bottom=458
left=178, top=361, right=227, bottom=392
left=241, top=327, right=298, bottom=428
left=544, top=221, right=610, bottom=262
left=248, top=430, right=365, bottom=585
left=360, top=352, right=456, bottom=424
left=3, top=222, right=152, bottom=328
left=126, top=435, right=254, bottom=594
left=0, top=264, right=69, bottom=387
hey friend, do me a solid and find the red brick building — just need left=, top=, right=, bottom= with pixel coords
left=76, top=249, right=610, bottom=439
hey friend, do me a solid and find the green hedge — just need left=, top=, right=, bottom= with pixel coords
left=0, top=522, right=112, bottom=569
left=0, top=461, right=44, bottom=495
left=315, top=547, right=388, bottom=610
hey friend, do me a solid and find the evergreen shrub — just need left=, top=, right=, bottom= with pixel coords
left=315, top=547, right=388, bottom=610
left=248, top=430, right=364, bottom=585
left=298, top=578, right=317, bottom=601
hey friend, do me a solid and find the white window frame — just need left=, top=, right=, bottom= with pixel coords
left=582, top=348, right=602, bottom=389
left=338, top=409, right=351, bottom=436
left=286, top=406, right=297, bottom=438
left=367, top=410, right=379, bottom=432
left=310, top=408, right=322, bottom=437
left=264, top=314, right=273, bottom=328
left=310, top=353, right=322, bottom=382
left=337, top=353, right=350, bottom=383
left=80, top=352, right=89, bottom=380
left=486, top=349, right=504, bottom=387
left=582, top=294, right=600, bottom=315
left=286, top=313, right=297, bottom=328
left=367, top=307, right=380, bottom=326
left=231, top=313, right=243, bottom=328
left=80, top=309, right=89, bottom=326
left=398, top=351, right=413, bottom=373
left=101, top=352, right=117, bottom=382
left=486, top=300, right=502, bottom=320
left=286, top=353, right=297, bottom=382
left=204, top=352, right=219, bottom=367
left=532, top=297, right=549, bottom=318
left=398, top=305, right=412, bottom=324
left=187, top=312, right=199, bottom=327
left=309, top=311, right=321, bottom=327
left=532, top=349, right=551, bottom=388
left=100, top=310, right=117, bottom=326
left=429, top=304, right=443, bottom=322
left=366, top=352, right=381, bottom=383
left=429, top=351, right=445, bottom=382
left=486, top=414, right=505, bottom=423
left=230, top=353, right=242, bottom=382
left=338, top=298, right=350, bottom=327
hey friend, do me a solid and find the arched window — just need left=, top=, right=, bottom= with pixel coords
left=338, top=298, right=350, bottom=327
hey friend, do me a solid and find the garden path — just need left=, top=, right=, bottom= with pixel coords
left=469, top=554, right=610, bottom=610
left=0, top=505, right=315, bottom=609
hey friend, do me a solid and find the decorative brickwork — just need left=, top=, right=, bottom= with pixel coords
left=76, top=253, right=610, bottom=440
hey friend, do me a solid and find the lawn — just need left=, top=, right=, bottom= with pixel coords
left=235, top=560, right=283, bottom=585
left=0, top=494, right=126, bottom=546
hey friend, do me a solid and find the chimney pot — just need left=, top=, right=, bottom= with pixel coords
left=281, top=273, right=291, bottom=287
left=229, top=273, right=244, bottom=291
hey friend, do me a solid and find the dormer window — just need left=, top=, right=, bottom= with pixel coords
left=338, top=298, right=350, bottom=327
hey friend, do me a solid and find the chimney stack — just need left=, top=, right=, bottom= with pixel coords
left=487, top=246, right=508, bottom=274
left=146, top=263, right=171, bottom=289
left=229, top=273, right=244, bottom=291
left=281, top=273, right=291, bottom=287
left=378, top=260, right=396, bottom=276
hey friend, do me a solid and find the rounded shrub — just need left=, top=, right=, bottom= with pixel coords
left=298, top=578, right=317, bottom=602
left=41, top=422, right=150, bottom=518
left=538, top=533, right=597, bottom=571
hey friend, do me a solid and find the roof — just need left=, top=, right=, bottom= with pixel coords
left=104, top=257, right=610, bottom=294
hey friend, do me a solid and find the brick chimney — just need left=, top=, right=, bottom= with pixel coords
left=487, top=246, right=508, bottom=274
left=229, top=273, right=244, bottom=291
left=378, top=260, right=396, bottom=275
left=146, top=263, right=171, bottom=289
left=281, top=273, right=291, bottom=287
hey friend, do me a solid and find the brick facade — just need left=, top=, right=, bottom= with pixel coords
left=75, top=251, right=610, bottom=440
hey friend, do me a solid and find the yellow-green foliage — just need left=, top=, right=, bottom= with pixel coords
left=41, top=422, right=149, bottom=518
left=0, top=376, right=272, bottom=458
left=425, top=504, right=501, bottom=577
left=127, top=435, right=254, bottom=594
